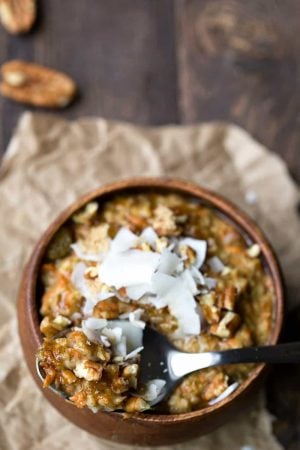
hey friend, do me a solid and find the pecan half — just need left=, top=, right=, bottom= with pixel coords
left=0, top=0, right=36, bottom=34
left=0, top=60, right=76, bottom=108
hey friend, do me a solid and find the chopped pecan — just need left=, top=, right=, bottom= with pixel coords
left=217, top=286, right=237, bottom=311
left=124, top=397, right=150, bottom=413
left=93, top=297, right=120, bottom=319
left=74, top=360, right=103, bottom=382
left=123, top=364, right=139, bottom=389
left=61, top=369, right=77, bottom=384
left=198, top=292, right=221, bottom=324
left=42, top=366, right=56, bottom=388
left=0, top=0, right=36, bottom=34
left=201, top=303, right=221, bottom=324
left=0, top=60, right=76, bottom=108
left=210, top=311, right=241, bottom=339
left=123, top=364, right=139, bottom=377
left=69, top=390, right=87, bottom=408
left=40, top=315, right=71, bottom=338
left=126, top=213, right=147, bottom=231
left=111, top=377, right=129, bottom=394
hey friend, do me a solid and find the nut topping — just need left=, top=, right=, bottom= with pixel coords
left=0, top=0, right=36, bottom=34
left=0, top=60, right=76, bottom=108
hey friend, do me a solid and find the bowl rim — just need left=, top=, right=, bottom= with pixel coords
left=23, top=176, right=284, bottom=424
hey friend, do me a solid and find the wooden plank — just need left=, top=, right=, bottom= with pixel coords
left=0, top=0, right=179, bottom=154
left=176, top=0, right=300, bottom=183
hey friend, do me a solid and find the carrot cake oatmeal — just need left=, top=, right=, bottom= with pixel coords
left=37, top=193, right=274, bottom=414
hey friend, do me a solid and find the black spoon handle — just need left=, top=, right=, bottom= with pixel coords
left=210, top=341, right=300, bottom=365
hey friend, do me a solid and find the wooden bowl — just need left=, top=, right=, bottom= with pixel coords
left=17, top=177, right=284, bottom=446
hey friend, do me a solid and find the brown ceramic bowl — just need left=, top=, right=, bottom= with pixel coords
left=18, top=177, right=284, bottom=446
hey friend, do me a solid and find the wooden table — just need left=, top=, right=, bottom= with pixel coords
left=0, top=1, right=299, bottom=448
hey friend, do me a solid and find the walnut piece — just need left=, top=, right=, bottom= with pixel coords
left=0, top=60, right=76, bottom=108
left=0, top=0, right=36, bottom=34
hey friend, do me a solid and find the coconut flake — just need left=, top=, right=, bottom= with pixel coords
left=189, top=266, right=206, bottom=285
left=101, top=326, right=123, bottom=345
left=82, top=318, right=108, bottom=343
left=157, top=249, right=182, bottom=275
left=71, top=263, right=115, bottom=316
left=110, top=227, right=138, bottom=254
left=114, top=336, right=127, bottom=357
left=208, top=382, right=239, bottom=405
left=151, top=272, right=177, bottom=298
left=125, top=346, right=144, bottom=360
left=204, top=277, right=217, bottom=290
left=178, top=238, right=207, bottom=268
left=140, top=294, right=169, bottom=309
left=100, top=335, right=111, bottom=347
left=107, top=320, right=143, bottom=354
left=71, top=262, right=105, bottom=301
left=127, top=310, right=146, bottom=329
left=71, top=243, right=103, bottom=262
left=180, top=269, right=199, bottom=295
left=82, top=318, right=144, bottom=359
left=84, top=318, right=108, bottom=329
left=71, top=262, right=90, bottom=296
left=126, top=283, right=152, bottom=300
left=142, top=379, right=166, bottom=404
left=151, top=272, right=201, bottom=336
left=129, top=309, right=144, bottom=321
left=140, top=227, right=158, bottom=248
left=119, top=309, right=142, bottom=320
left=99, top=249, right=160, bottom=288
left=208, top=256, right=225, bottom=274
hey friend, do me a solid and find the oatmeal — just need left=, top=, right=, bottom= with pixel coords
left=37, top=193, right=274, bottom=414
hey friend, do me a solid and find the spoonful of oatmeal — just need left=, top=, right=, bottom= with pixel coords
left=36, top=324, right=300, bottom=410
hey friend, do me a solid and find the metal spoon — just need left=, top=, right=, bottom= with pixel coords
left=139, top=326, right=300, bottom=404
left=36, top=325, right=300, bottom=406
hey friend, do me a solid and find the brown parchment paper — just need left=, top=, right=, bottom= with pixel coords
left=0, top=112, right=299, bottom=450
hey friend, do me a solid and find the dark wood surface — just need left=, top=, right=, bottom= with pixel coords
left=1, top=1, right=299, bottom=448
left=0, top=0, right=300, bottom=184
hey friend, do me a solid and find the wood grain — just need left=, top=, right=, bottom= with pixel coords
left=176, top=0, right=300, bottom=183
left=0, top=0, right=179, bottom=151
left=1, top=0, right=300, bottom=184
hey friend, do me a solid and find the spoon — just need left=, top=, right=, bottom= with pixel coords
left=36, top=325, right=300, bottom=406
left=139, top=326, right=300, bottom=404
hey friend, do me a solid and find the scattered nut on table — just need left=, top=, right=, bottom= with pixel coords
left=0, top=60, right=77, bottom=108
left=0, top=0, right=36, bottom=34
